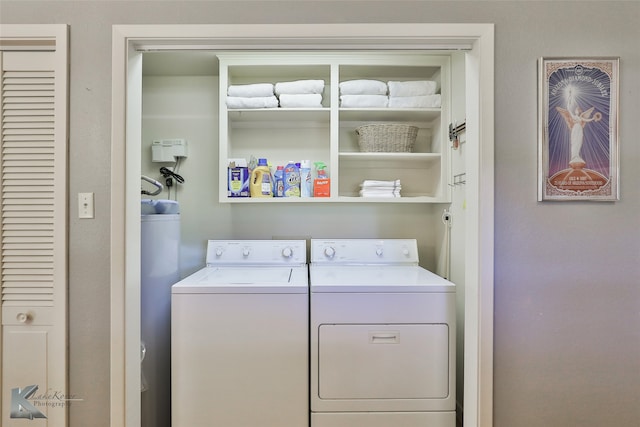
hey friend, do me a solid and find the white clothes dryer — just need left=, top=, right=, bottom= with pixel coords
left=171, top=240, right=309, bottom=427
left=310, top=239, right=456, bottom=427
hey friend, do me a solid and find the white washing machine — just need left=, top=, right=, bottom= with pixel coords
left=171, top=240, right=309, bottom=427
left=310, top=239, right=456, bottom=427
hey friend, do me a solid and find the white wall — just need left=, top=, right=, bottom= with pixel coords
left=1, top=2, right=639, bottom=427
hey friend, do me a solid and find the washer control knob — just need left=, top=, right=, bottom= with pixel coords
left=403, top=248, right=410, bottom=256
left=324, top=246, right=336, bottom=259
left=242, top=247, right=251, bottom=257
left=282, top=247, right=293, bottom=258
left=215, top=247, right=224, bottom=257
left=376, top=247, right=384, bottom=256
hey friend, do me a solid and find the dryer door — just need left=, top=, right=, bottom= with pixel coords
left=318, top=323, right=449, bottom=400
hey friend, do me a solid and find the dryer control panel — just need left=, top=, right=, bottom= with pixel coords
left=206, top=240, right=307, bottom=265
left=311, top=239, right=419, bottom=265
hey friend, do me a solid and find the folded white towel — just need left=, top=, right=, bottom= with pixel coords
left=361, top=179, right=401, bottom=188
left=360, top=188, right=401, bottom=192
left=340, top=94, right=388, bottom=108
left=227, top=83, right=274, bottom=98
left=388, top=80, right=438, bottom=97
left=278, top=94, right=323, bottom=108
left=388, top=95, right=441, bottom=108
left=226, top=96, right=279, bottom=109
left=360, top=179, right=401, bottom=197
left=339, top=79, right=387, bottom=95
left=360, top=189, right=401, bottom=194
left=359, top=190, right=401, bottom=198
left=275, top=79, right=325, bottom=95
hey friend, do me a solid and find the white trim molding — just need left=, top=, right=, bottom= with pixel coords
left=111, top=23, right=494, bottom=427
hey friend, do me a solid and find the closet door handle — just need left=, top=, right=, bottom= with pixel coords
left=16, top=312, right=33, bottom=324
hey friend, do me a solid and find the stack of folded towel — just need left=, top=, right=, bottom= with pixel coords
left=387, top=80, right=441, bottom=108
left=275, top=79, right=324, bottom=108
left=339, top=79, right=388, bottom=108
left=359, top=179, right=402, bottom=198
left=226, top=79, right=439, bottom=109
left=226, top=83, right=279, bottom=109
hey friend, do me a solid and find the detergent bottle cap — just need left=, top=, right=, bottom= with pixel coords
left=258, top=158, right=268, bottom=166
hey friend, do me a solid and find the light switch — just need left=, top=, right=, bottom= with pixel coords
left=78, top=192, right=94, bottom=219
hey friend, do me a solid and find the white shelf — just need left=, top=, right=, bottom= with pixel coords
left=228, top=108, right=331, bottom=128
left=339, top=152, right=441, bottom=165
left=228, top=108, right=330, bottom=124
left=339, top=108, right=440, bottom=123
left=218, top=52, right=450, bottom=204
left=224, top=195, right=448, bottom=203
left=335, top=195, right=449, bottom=203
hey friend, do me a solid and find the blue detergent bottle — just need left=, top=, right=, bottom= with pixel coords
left=283, top=161, right=300, bottom=197
left=273, top=165, right=285, bottom=197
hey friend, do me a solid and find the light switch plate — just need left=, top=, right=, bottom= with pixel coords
left=78, top=192, right=94, bottom=219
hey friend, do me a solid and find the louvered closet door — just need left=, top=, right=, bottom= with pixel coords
left=1, top=28, right=68, bottom=427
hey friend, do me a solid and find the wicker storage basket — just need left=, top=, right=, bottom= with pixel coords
left=355, top=124, right=418, bottom=152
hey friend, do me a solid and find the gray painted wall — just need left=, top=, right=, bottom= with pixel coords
left=1, top=1, right=638, bottom=426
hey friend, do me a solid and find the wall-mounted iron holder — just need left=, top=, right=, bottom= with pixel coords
left=449, top=121, right=466, bottom=150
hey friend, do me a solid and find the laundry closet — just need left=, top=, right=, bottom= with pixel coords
left=139, top=48, right=467, bottom=427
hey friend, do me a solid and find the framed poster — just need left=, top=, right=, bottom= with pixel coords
left=538, top=57, right=619, bottom=201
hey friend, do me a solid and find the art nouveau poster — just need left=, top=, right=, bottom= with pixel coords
left=538, top=58, right=619, bottom=201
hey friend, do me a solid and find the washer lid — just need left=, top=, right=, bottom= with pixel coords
left=172, top=265, right=308, bottom=294
left=310, top=265, right=454, bottom=293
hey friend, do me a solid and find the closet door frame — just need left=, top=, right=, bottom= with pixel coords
left=110, top=23, right=494, bottom=427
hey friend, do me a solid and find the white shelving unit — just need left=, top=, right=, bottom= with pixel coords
left=218, top=52, right=450, bottom=203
